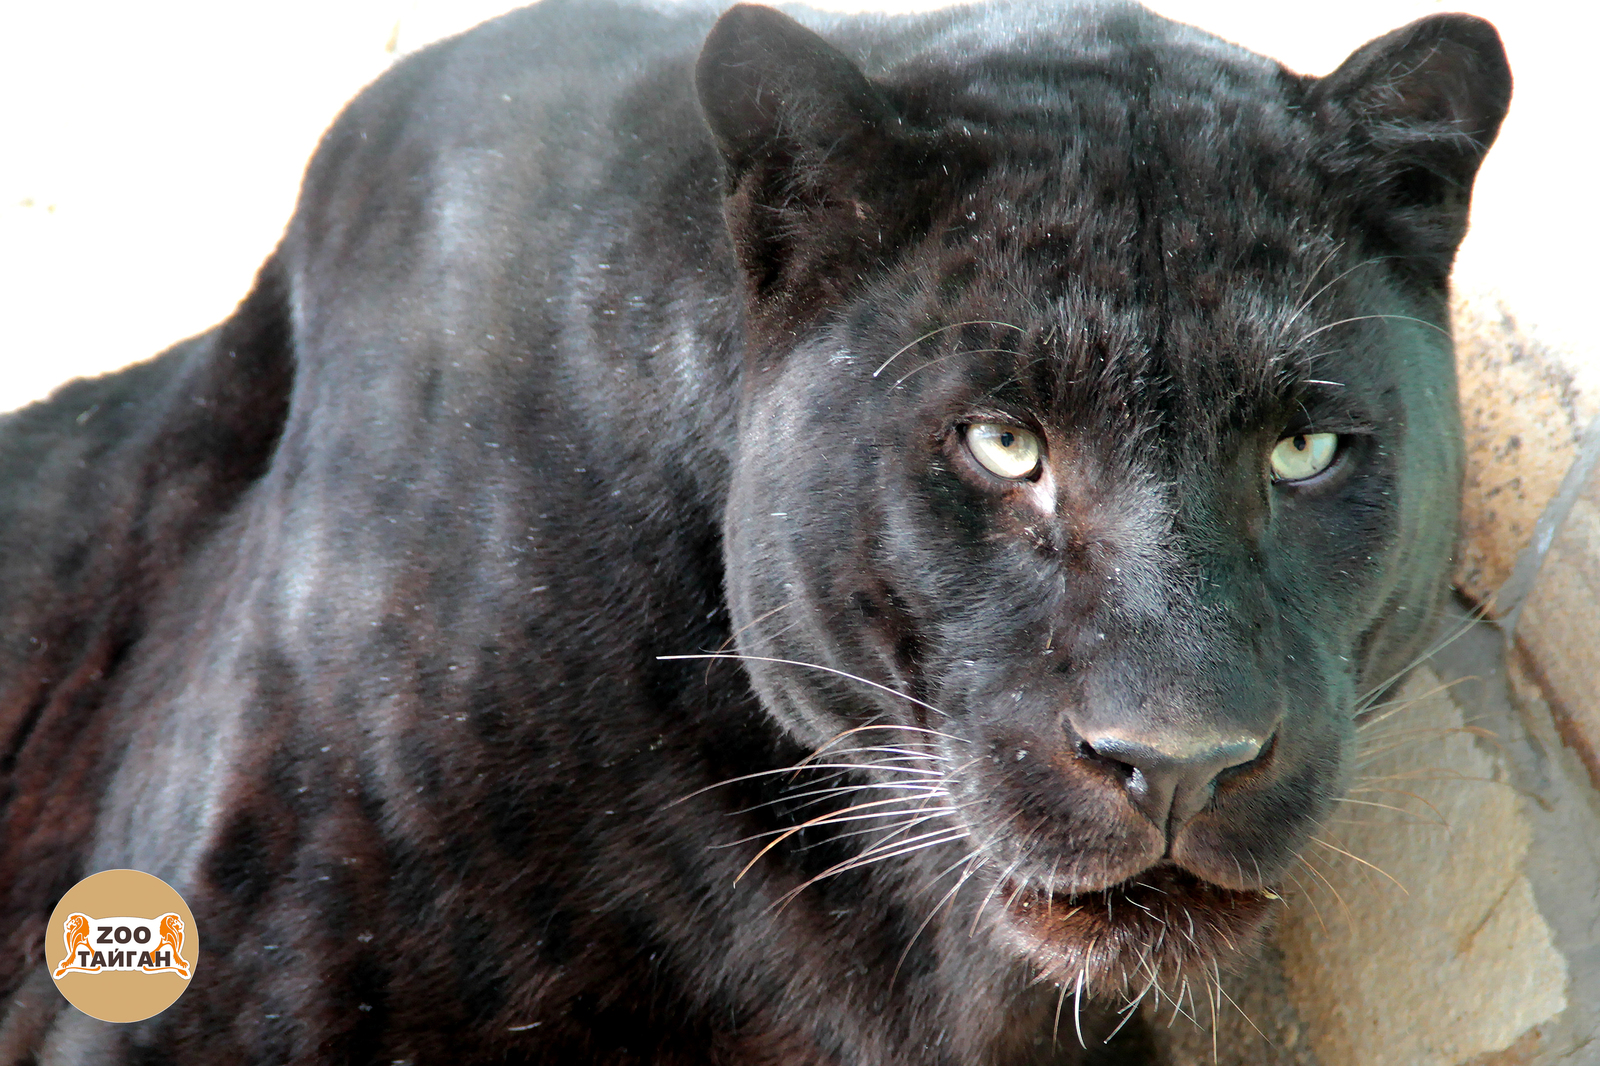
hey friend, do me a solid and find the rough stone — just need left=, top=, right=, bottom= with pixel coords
left=1148, top=654, right=1587, bottom=1066
left=1274, top=667, right=1567, bottom=1065
left=1453, top=294, right=1600, bottom=609
left=1509, top=459, right=1600, bottom=791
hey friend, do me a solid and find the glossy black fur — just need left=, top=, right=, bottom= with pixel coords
left=0, top=2, right=1507, bottom=1063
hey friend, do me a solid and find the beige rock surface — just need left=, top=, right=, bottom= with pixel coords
left=1148, top=661, right=1581, bottom=1066
left=1280, top=669, right=1568, bottom=1056
left=1511, top=462, right=1600, bottom=788
left=1276, top=667, right=1568, bottom=1066
left=1453, top=297, right=1600, bottom=607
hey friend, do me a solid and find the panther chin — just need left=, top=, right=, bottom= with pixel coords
left=992, top=864, right=1279, bottom=993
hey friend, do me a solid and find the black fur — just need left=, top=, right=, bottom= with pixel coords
left=0, top=2, right=1508, bottom=1063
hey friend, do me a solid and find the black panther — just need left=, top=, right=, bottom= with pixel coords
left=0, top=1, right=1509, bottom=1062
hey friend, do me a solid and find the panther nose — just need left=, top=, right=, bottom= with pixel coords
left=1075, top=731, right=1266, bottom=833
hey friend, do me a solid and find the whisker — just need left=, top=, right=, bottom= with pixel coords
left=1348, top=770, right=1496, bottom=786
left=1297, top=312, right=1451, bottom=346
left=1356, top=715, right=1493, bottom=747
left=890, top=346, right=1020, bottom=388
left=761, top=768, right=947, bottom=793
left=1330, top=796, right=1450, bottom=828
left=1309, top=836, right=1408, bottom=894
left=1173, top=975, right=1197, bottom=1028
left=1296, top=853, right=1355, bottom=927
left=1357, top=673, right=1481, bottom=730
left=970, top=848, right=1030, bottom=936
left=779, top=829, right=969, bottom=890
left=834, top=809, right=953, bottom=847
left=1214, top=959, right=1268, bottom=1043
left=734, top=795, right=949, bottom=880
left=1207, top=964, right=1220, bottom=1064
left=1073, top=964, right=1088, bottom=1049
left=1287, top=253, right=1393, bottom=336
left=890, top=852, right=984, bottom=987
left=717, top=805, right=956, bottom=848
left=1052, top=977, right=1070, bottom=1055
left=1286, top=240, right=1348, bottom=317
left=1354, top=724, right=1501, bottom=766
left=660, top=652, right=958, bottom=725
left=803, top=721, right=969, bottom=756
left=673, top=761, right=938, bottom=809
left=871, top=320, right=1027, bottom=378
left=770, top=830, right=971, bottom=910
left=1283, top=869, right=1326, bottom=934
left=1103, top=944, right=1160, bottom=1042
left=707, top=599, right=795, bottom=682
left=1354, top=600, right=1492, bottom=714
left=1341, top=786, right=1451, bottom=826
left=733, top=782, right=944, bottom=819
left=804, top=744, right=953, bottom=763
left=831, top=824, right=968, bottom=867
left=811, top=812, right=954, bottom=845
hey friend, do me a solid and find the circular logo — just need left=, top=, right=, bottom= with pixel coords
left=46, top=869, right=198, bottom=1023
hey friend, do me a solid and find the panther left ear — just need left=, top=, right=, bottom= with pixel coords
left=695, top=5, right=903, bottom=332
left=1310, top=14, right=1511, bottom=284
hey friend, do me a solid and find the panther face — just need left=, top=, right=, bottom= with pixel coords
left=706, top=2, right=1505, bottom=993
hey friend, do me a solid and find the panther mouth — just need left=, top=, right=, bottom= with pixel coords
left=993, top=864, right=1278, bottom=992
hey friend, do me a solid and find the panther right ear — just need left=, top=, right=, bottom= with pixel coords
left=1309, top=14, right=1511, bottom=285
left=696, top=4, right=894, bottom=181
left=696, top=5, right=903, bottom=332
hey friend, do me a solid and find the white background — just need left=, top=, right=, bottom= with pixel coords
left=3, top=0, right=1592, bottom=413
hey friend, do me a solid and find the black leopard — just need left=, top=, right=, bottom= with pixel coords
left=0, top=2, right=1509, bottom=1062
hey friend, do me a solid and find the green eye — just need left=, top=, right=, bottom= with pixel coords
left=1270, top=432, right=1338, bottom=482
left=966, top=423, right=1042, bottom=479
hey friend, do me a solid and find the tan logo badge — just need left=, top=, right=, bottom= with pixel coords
left=46, top=869, right=198, bottom=1022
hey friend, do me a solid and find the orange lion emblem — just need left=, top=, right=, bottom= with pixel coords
left=53, top=913, right=93, bottom=977
left=148, top=913, right=191, bottom=977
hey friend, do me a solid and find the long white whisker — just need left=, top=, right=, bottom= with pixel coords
left=890, top=852, right=984, bottom=987
left=871, top=319, right=1027, bottom=378
left=1214, top=959, right=1267, bottom=1042
left=1286, top=240, right=1347, bottom=316
left=660, top=652, right=961, bottom=726
left=1331, top=796, right=1449, bottom=828
left=1309, top=836, right=1408, bottom=894
left=1073, top=962, right=1088, bottom=1049
left=1296, top=853, right=1356, bottom=927
left=673, top=762, right=938, bottom=809
left=1283, top=252, right=1393, bottom=342
left=971, top=849, right=1030, bottom=936
left=718, top=806, right=957, bottom=848
left=1354, top=601, right=1491, bottom=714
left=890, top=346, right=1020, bottom=388
left=770, top=831, right=970, bottom=910
left=1298, top=312, right=1450, bottom=345
left=735, top=795, right=952, bottom=880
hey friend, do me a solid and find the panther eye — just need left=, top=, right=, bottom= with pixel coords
left=1270, top=432, right=1338, bottom=482
left=966, top=423, right=1042, bottom=479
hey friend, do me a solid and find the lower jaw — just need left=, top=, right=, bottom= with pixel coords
left=993, top=865, right=1278, bottom=993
